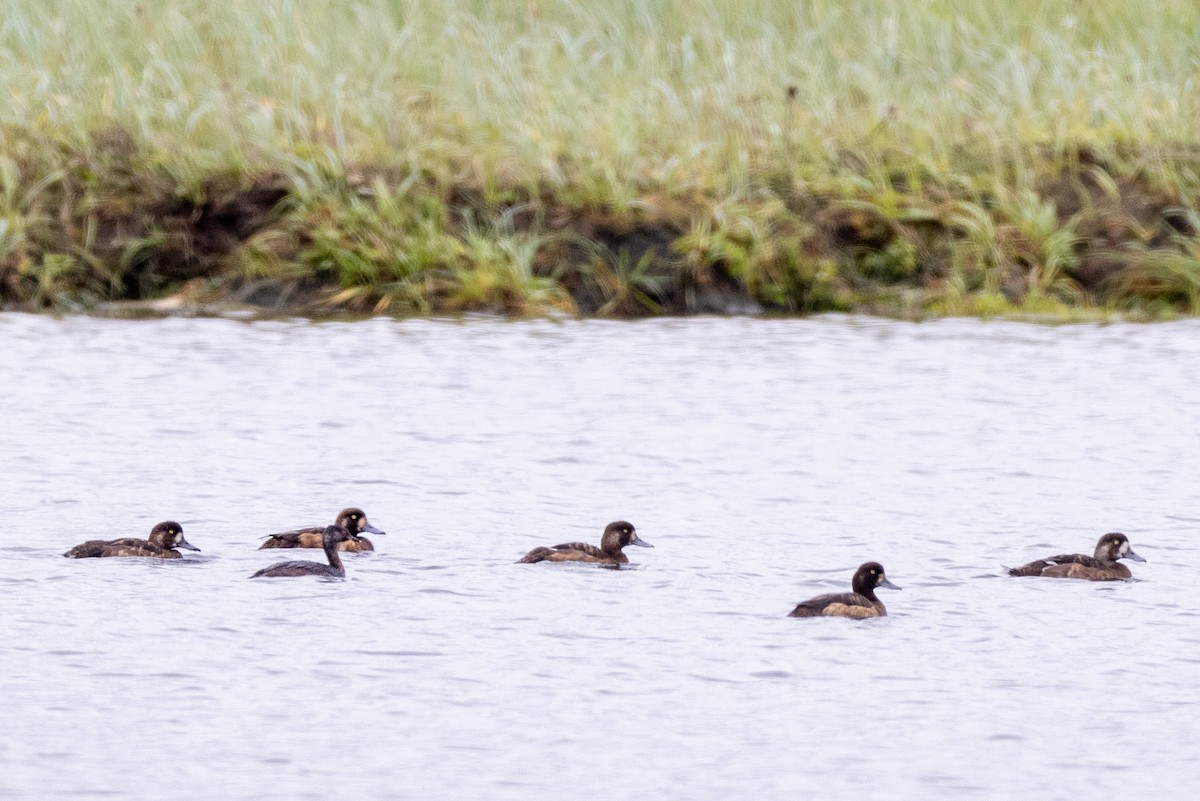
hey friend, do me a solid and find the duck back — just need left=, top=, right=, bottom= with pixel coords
left=259, top=528, right=375, bottom=551
left=64, top=538, right=180, bottom=559
left=518, top=542, right=619, bottom=564
left=251, top=560, right=343, bottom=578
left=788, top=592, right=884, bottom=619
left=1008, top=554, right=1130, bottom=579
left=259, top=528, right=324, bottom=549
left=1011, top=555, right=1131, bottom=580
left=1008, top=553, right=1085, bottom=576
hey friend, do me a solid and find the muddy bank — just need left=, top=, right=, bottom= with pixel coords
left=3, top=139, right=1199, bottom=319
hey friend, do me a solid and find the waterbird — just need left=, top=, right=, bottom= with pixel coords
left=788, top=562, right=900, bottom=618
left=258, top=507, right=385, bottom=552
left=64, top=521, right=200, bottom=559
left=1006, top=532, right=1145, bottom=580
left=251, top=525, right=361, bottom=578
left=517, top=521, right=653, bottom=566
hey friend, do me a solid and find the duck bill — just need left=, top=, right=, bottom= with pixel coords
left=630, top=534, right=654, bottom=548
left=879, top=577, right=901, bottom=590
left=361, top=522, right=385, bottom=536
left=175, top=537, right=201, bottom=552
left=1124, top=549, right=1146, bottom=563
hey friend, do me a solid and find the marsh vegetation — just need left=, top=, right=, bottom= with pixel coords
left=3, top=0, right=1200, bottom=317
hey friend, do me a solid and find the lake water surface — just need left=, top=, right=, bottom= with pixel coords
left=1, top=313, right=1197, bottom=800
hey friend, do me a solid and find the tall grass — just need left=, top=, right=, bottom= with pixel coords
left=5, top=0, right=1198, bottom=184
left=2, top=0, right=1200, bottom=315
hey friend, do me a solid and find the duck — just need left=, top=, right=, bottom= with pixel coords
left=517, top=520, right=653, bottom=565
left=258, top=507, right=385, bottom=552
left=788, top=562, right=900, bottom=618
left=64, top=521, right=200, bottom=559
left=1007, top=532, right=1145, bottom=580
left=251, top=525, right=360, bottom=578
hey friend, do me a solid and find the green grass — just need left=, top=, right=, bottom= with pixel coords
left=3, top=0, right=1200, bottom=316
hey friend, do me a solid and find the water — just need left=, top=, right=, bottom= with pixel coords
left=1, top=313, right=1197, bottom=800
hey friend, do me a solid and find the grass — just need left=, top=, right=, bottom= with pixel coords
left=2, top=0, right=1200, bottom=317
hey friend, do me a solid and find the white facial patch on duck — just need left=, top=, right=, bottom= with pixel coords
left=1118, top=540, right=1130, bottom=556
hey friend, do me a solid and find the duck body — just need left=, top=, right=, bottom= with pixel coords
left=789, top=562, right=900, bottom=619
left=1008, top=533, right=1144, bottom=581
left=259, top=507, right=384, bottom=552
left=518, top=521, right=652, bottom=565
left=252, top=559, right=344, bottom=578
left=252, top=525, right=360, bottom=578
left=64, top=522, right=200, bottom=559
left=788, top=591, right=885, bottom=619
left=259, top=527, right=373, bottom=552
left=67, top=539, right=181, bottom=559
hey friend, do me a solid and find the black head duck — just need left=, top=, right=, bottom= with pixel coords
left=259, top=507, right=386, bottom=552
left=64, top=521, right=200, bottom=559
left=1007, top=532, right=1145, bottom=580
left=789, top=562, right=900, bottom=619
left=518, top=520, right=653, bottom=566
left=251, top=525, right=361, bottom=578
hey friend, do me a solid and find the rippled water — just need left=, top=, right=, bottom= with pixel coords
left=2, top=313, right=1198, bottom=800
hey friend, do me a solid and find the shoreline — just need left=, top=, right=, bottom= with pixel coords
left=2, top=145, right=1198, bottom=323
left=21, top=291, right=1182, bottom=327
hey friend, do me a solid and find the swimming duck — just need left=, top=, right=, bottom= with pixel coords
left=251, top=525, right=360, bottom=578
left=517, top=521, right=653, bottom=565
left=1007, top=532, right=1145, bottom=580
left=64, top=521, right=200, bottom=559
left=258, top=507, right=385, bottom=552
left=788, top=562, right=900, bottom=619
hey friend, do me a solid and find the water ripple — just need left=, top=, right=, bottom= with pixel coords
left=1, top=314, right=1196, bottom=800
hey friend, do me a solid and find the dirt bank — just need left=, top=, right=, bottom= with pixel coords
left=3, top=141, right=1199, bottom=319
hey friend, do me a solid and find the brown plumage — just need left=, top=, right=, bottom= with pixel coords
left=64, top=521, right=200, bottom=559
left=518, top=521, right=653, bottom=565
left=789, top=562, right=900, bottom=619
left=1007, top=532, right=1145, bottom=580
left=251, top=525, right=361, bottom=578
left=258, top=507, right=385, bottom=551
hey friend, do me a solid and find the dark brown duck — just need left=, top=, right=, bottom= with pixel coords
left=258, top=507, right=385, bottom=552
left=788, top=562, right=900, bottom=619
left=251, top=525, right=361, bottom=578
left=518, top=521, right=653, bottom=566
left=64, top=521, right=200, bottom=559
left=1007, top=532, right=1145, bottom=580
